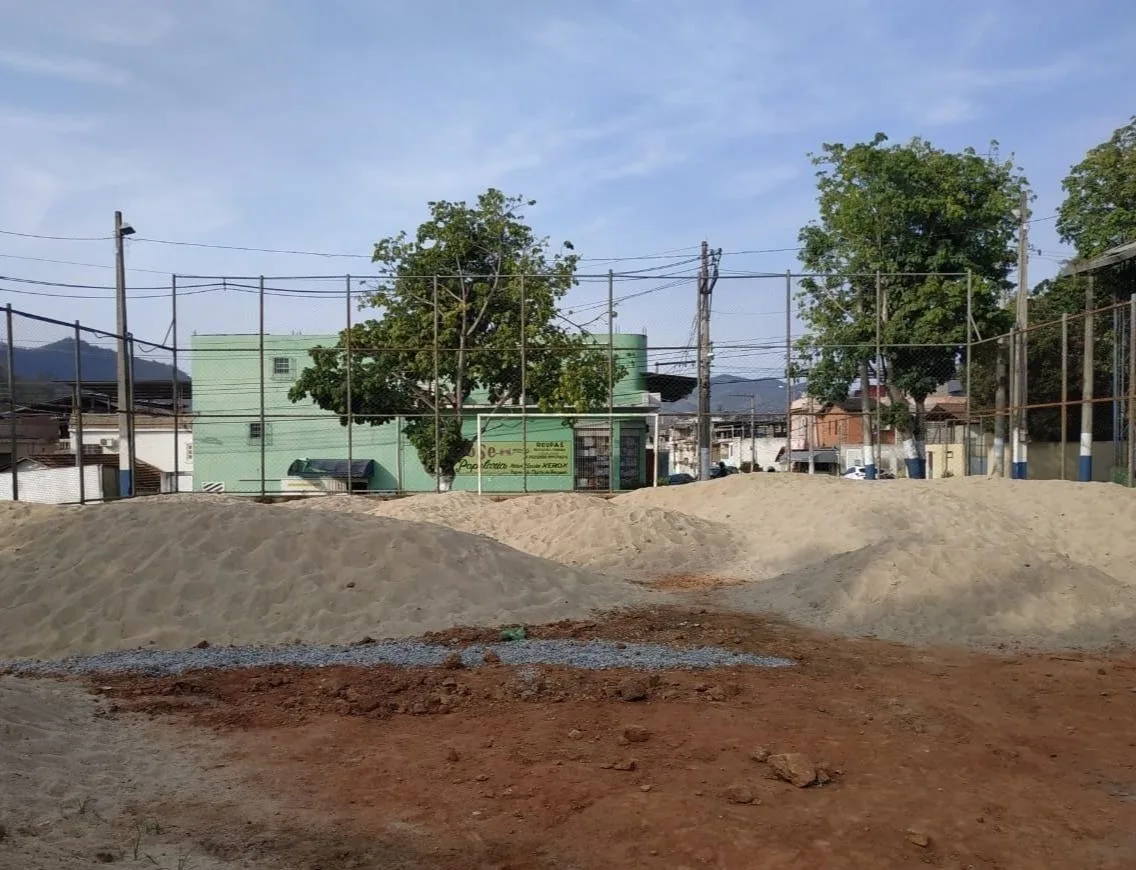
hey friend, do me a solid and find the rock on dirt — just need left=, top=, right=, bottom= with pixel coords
left=622, top=725, right=650, bottom=743
left=905, top=828, right=931, bottom=848
left=482, top=650, right=501, bottom=664
left=616, top=678, right=649, bottom=702
left=441, top=652, right=465, bottom=670
left=767, top=753, right=818, bottom=788
left=725, top=784, right=755, bottom=805
left=612, top=758, right=638, bottom=771
left=750, top=746, right=770, bottom=762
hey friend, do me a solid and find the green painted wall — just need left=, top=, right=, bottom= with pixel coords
left=190, top=332, right=651, bottom=494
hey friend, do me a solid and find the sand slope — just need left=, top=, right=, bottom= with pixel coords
left=0, top=500, right=646, bottom=660
left=329, top=475, right=1136, bottom=650
left=366, top=492, right=746, bottom=577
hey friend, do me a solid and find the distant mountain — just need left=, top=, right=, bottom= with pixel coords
left=0, top=338, right=187, bottom=399
left=662, top=375, right=804, bottom=415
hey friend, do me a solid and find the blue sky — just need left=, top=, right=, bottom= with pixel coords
left=0, top=0, right=1133, bottom=380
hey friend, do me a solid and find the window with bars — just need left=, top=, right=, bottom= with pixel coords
left=247, top=422, right=272, bottom=444
left=271, top=357, right=294, bottom=377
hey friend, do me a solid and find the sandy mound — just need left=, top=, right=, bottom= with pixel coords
left=620, top=474, right=1136, bottom=649
left=366, top=492, right=745, bottom=577
left=0, top=500, right=646, bottom=660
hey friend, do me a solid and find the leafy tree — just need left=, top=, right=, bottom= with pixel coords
left=288, top=189, right=620, bottom=487
left=795, top=133, right=1025, bottom=476
left=1057, top=117, right=1136, bottom=259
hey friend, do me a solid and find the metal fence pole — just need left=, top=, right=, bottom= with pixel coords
left=432, top=276, right=441, bottom=493
left=1128, top=295, right=1135, bottom=488
left=1060, top=313, right=1068, bottom=481
left=345, top=274, right=354, bottom=494
left=74, top=321, right=85, bottom=504
left=6, top=305, right=17, bottom=501
left=1080, top=277, right=1095, bottom=482
left=127, top=333, right=137, bottom=495
left=784, top=271, right=792, bottom=472
left=876, top=272, right=884, bottom=474
left=520, top=274, right=527, bottom=494
left=607, top=269, right=614, bottom=493
left=171, top=275, right=180, bottom=493
left=258, top=276, right=266, bottom=498
left=964, top=271, right=972, bottom=476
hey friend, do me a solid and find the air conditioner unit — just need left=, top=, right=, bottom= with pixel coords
left=99, top=437, right=119, bottom=450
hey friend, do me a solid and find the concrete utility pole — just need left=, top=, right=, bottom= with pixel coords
left=696, top=241, right=721, bottom=480
left=749, top=396, right=757, bottom=472
left=114, top=211, right=136, bottom=497
left=1012, top=190, right=1030, bottom=478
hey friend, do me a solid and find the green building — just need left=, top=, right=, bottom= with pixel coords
left=190, top=332, right=672, bottom=494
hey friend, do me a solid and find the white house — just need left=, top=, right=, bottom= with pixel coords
left=69, top=413, right=193, bottom=493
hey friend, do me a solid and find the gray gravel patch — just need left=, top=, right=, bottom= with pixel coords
left=1, top=639, right=794, bottom=677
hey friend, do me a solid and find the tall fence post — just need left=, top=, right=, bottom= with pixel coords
left=1008, top=325, right=1020, bottom=479
left=607, top=269, right=614, bottom=493
left=876, top=272, right=884, bottom=474
left=1060, top=313, right=1068, bottom=481
left=1080, top=277, right=1095, bottom=482
left=860, top=277, right=876, bottom=479
left=964, top=271, right=972, bottom=476
left=432, top=276, right=441, bottom=493
left=345, top=274, right=354, bottom=494
left=127, top=333, right=137, bottom=495
left=520, top=274, right=527, bottom=494
left=1128, top=295, right=1135, bottom=488
left=171, top=275, right=180, bottom=493
left=74, top=321, right=85, bottom=504
left=784, top=271, right=792, bottom=472
left=6, top=304, right=18, bottom=501
left=258, top=276, right=266, bottom=498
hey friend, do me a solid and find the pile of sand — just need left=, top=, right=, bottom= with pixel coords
left=365, top=492, right=746, bottom=577
left=4, top=474, right=1136, bottom=657
left=621, top=475, right=1136, bottom=648
left=0, top=500, right=646, bottom=660
left=339, top=475, right=1136, bottom=650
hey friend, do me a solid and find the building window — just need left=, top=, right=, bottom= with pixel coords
left=271, top=357, right=294, bottom=377
left=248, top=422, right=272, bottom=444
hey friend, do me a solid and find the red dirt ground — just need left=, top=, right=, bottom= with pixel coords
left=87, top=607, right=1136, bottom=869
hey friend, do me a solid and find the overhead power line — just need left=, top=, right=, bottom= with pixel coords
left=0, top=228, right=113, bottom=242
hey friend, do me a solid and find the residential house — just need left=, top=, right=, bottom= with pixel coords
left=0, top=453, right=163, bottom=503
left=70, top=413, right=193, bottom=493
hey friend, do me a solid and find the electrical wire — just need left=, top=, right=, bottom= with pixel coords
left=0, top=228, right=112, bottom=242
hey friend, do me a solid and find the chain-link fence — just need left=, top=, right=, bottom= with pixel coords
left=2, top=303, right=187, bottom=504
left=969, top=296, right=1134, bottom=484
left=9, top=266, right=1129, bottom=502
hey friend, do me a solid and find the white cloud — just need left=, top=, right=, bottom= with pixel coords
left=0, top=49, right=131, bottom=86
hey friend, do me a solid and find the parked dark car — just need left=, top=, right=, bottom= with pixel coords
left=708, top=462, right=739, bottom=479
left=667, top=473, right=696, bottom=486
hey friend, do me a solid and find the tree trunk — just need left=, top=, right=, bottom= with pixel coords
left=890, top=386, right=927, bottom=479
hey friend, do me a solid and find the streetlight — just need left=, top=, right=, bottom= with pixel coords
left=115, top=211, right=135, bottom=497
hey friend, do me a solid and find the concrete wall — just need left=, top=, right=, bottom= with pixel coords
left=0, top=465, right=109, bottom=504
left=190, top=332, right=652, bottom=494
left=1020, top=442, right=1125, bottom=483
